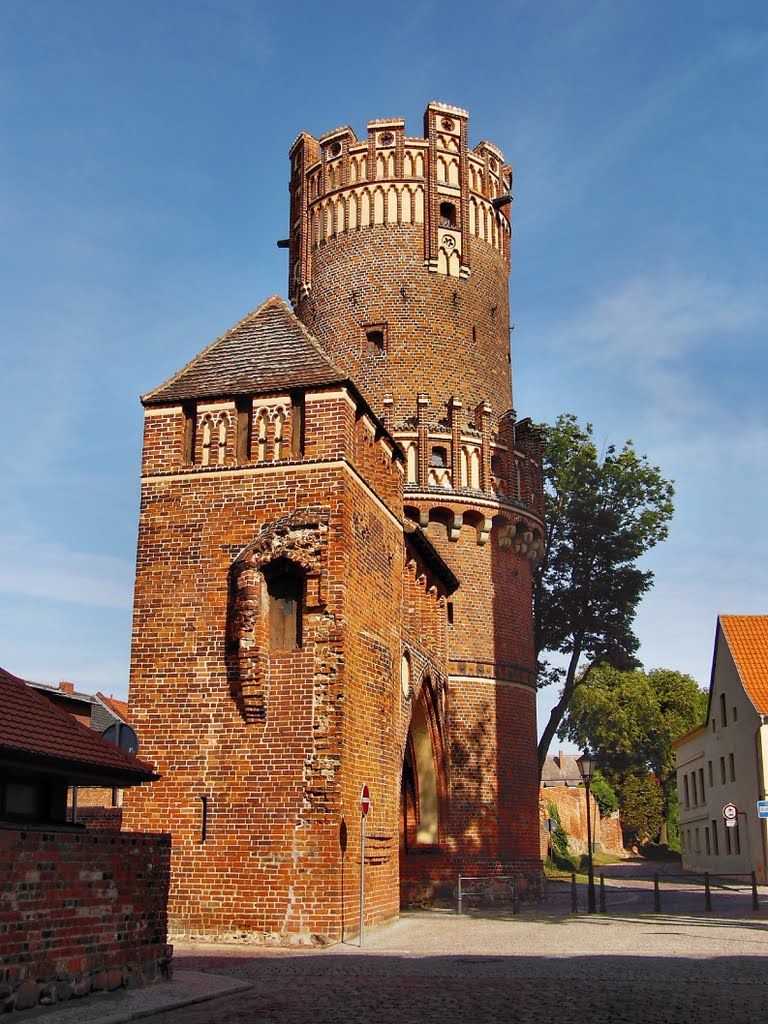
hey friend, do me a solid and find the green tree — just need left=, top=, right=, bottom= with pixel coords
left=535, top=414, right=675, bottom=773
left=589, top=770, right=619, bottom=818
left=559, top=664, right=708, bottom=846
left=617, top=773, right=665, bottom=846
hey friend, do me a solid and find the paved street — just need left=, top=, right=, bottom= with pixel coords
left=141, top=908, right=768, bottom=1024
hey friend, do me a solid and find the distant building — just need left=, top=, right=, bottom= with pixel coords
left=674, top=616, right=768, bottom=878
left=541, top=749, right=583, bottom=788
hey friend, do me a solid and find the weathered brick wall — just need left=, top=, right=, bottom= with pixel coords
left=0, top=828, right=171, bottom=1013
left=76, top=806, right=123, bottom=830
left=123, top=386, right=409, bottom=942
left=540, top=786, right=626, bottom=857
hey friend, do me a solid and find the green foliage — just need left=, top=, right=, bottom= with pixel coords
left=534, top=414, right=675, bottom=772
left=617, top=773, right=665, bottom=845
left=588, top=770, right=619, bottom=818
left=559, top=664, right=708, bottom=842
left=546, top=799, right=572, bottom=866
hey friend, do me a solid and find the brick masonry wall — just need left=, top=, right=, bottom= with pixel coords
left=0, top=828, right=171, bottom=1013
left=540, top=786, right=626, bottom=857
left=123, top=388, right=409, bottom=942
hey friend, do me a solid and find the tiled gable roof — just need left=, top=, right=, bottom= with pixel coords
left=142, top=296, right=346, bottom=404
left=97, top=692, right=130, bottom=724
left=0, top=666, right=157, bottom=783
left=720, top=615, right=768, bottom=714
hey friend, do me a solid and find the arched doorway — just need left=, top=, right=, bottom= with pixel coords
left=400, top=677, right=446, bottom=852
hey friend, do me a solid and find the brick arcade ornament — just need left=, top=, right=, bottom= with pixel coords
left=121, top=102, right=545, bottom=943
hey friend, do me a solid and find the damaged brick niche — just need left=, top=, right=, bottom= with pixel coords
left=0, top=828, right=171, bottom=1013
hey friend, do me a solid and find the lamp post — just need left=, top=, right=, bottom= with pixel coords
left=576, top=752, right=597, bottom=914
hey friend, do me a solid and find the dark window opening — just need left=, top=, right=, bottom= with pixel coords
left=265, top=559, right=304, bottom=650
left=447, top=601, right=454, bottom=625
left=431, top=446, right=448, bottom=467
left=720, top=693, right=727, bottom=727
left=236, top=397, right=252, bottom=463
left=439, top=202, right=457, bottom=228
left=200, top=795, right=209, bottom=843
left=729, top=752, right=735, bottom=782
left=712, top=819, right=719, bottom=855
left=182, top=403, right=196, bottom=465
left=291, top=392, right=305, bottom=457
left=491, top=454, right=504, bottom=476
left=363, top=323, right=387, bottom=356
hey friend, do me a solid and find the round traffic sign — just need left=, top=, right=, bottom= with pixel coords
left=723, top=802, right=738, bottom=820
left=360, top=784, right=371, bottom=817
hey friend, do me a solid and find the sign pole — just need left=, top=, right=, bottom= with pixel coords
left=359, top=784, right=370, bottom=948
left=359, top=810, right=365, bottom=948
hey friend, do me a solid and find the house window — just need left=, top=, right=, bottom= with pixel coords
left=729, top=752, right=735, bottom=782
left=708, top=760, right=713, bottom=786
left=264, top=559, right=304, bottom=650
left=683, top=775, right=690, bottom=809
left=712, top=820, right=719, bottom=855
left=720, top=756, right=726, bottom=785
left=691, top=772, right=697, bottom=805
left=726, top=823, right=732, bottom=855
left=698, top=767, right=705, bottom=802
left=720, top=693, right=727, bottom=727
left=733, top=705, right=738, bottom=723
left=705, top=827, right=711, bottom=855
left=734, top=820, right=741, bottom=855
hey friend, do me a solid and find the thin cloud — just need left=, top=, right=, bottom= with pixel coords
left=0, top=533, right=133, bottom=609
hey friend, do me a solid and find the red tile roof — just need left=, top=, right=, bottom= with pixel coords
left=142, top=295, right=346, bottom=404
left=720, top=615, right=768, bottom=714
left=0, top=665, right=157, bottom=784
left=97, top=692, right=130, bottom=724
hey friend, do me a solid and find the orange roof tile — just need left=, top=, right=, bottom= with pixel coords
left=0, top=665, right=157, bottom=784
left=97, top=692, right=130, bottom=723
left=720, top=615, right=768, bottom=713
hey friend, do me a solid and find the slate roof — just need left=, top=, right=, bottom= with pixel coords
left=0, top=666, right=157, bottom=784
left=541, top=751, right=583, bottom=787
left=720, top=615, right=768, bottom=714
left=142, top=295, right=347, bottom=404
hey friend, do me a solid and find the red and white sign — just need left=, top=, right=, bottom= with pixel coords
left=722, top=803, right=738, bottom=820
left=360, top=784, right=371, bottom=817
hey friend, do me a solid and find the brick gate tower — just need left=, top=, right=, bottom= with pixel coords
left=123, top=102, right=545, bottom=941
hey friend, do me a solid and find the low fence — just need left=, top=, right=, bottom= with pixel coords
left=540, top=870, right=762, bottom=916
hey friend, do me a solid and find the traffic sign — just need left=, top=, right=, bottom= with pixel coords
left=360, top=784, right=371, bottom=817
left=758, top=800, right=768, bottom=819
left=723, top=803, right=738, bottom=820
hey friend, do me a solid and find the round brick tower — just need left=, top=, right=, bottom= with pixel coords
left=289, top=101, right=545, bottom=876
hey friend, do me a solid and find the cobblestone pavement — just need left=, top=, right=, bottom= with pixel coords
left=140, top=908, right=768, bottom=1024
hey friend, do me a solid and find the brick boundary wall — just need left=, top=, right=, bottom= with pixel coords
left=539, top=787, right=626, bottom=858
left=76, top=806, right=124, bottom=831
left=0, top=828, right=172, bottom=1013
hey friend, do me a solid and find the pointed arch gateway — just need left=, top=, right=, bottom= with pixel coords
left=400, top=674, right=447, bottom=852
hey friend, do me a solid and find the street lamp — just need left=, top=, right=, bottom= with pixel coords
left=576, top=751, right=597, bottom=914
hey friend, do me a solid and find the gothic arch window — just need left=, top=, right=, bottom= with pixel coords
left=216, top=413, right=228, bottom=465
left=256, top=409, right=269, bottom=462
left=273, top=408, right=287, bottom=460
left=201, top=415, right=213, bottom=466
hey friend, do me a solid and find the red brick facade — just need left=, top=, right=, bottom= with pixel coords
left=0, top=829, right=170, bottom=1011
left=122, top=101, right=544, bottom=942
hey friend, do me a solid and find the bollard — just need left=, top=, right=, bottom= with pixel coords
left=704, top=872, right=712, bottom=912
left=752, top=871, right=759, bottom=911
left=571, top=871, right=578, bottom=913
left=458, top=875, right=463, bottom=915
left=599, top=873, right=606, bottom=913
left=654, top=873, right=661, bottom=913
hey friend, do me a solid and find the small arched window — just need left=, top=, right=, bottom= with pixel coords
left=431, top=446, right=448, bottom=468
left=439, top=202, right=456, bottom=228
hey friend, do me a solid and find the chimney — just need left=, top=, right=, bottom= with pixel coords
left=59, top=681, right=75, bottom=694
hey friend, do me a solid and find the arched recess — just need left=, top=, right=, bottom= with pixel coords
left=401, top=676, right=446, bottom=850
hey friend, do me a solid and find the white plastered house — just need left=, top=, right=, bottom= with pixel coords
left=674, top=616, right=768, bottom=878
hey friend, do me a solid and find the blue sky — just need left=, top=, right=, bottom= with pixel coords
left=2, top=1, right=766, bottom=751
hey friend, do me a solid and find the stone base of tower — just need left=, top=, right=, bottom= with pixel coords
left=399, top=853, right=543, bottom=910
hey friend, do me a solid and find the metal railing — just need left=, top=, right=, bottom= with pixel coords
left=457, top=874, right=519, bottom=915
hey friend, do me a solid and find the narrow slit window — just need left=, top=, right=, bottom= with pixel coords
left=200, top=795, right=209, bottom=843
left=236, top=397, right=252, bottom=463
left=182, top=403, right=196, bottom=465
